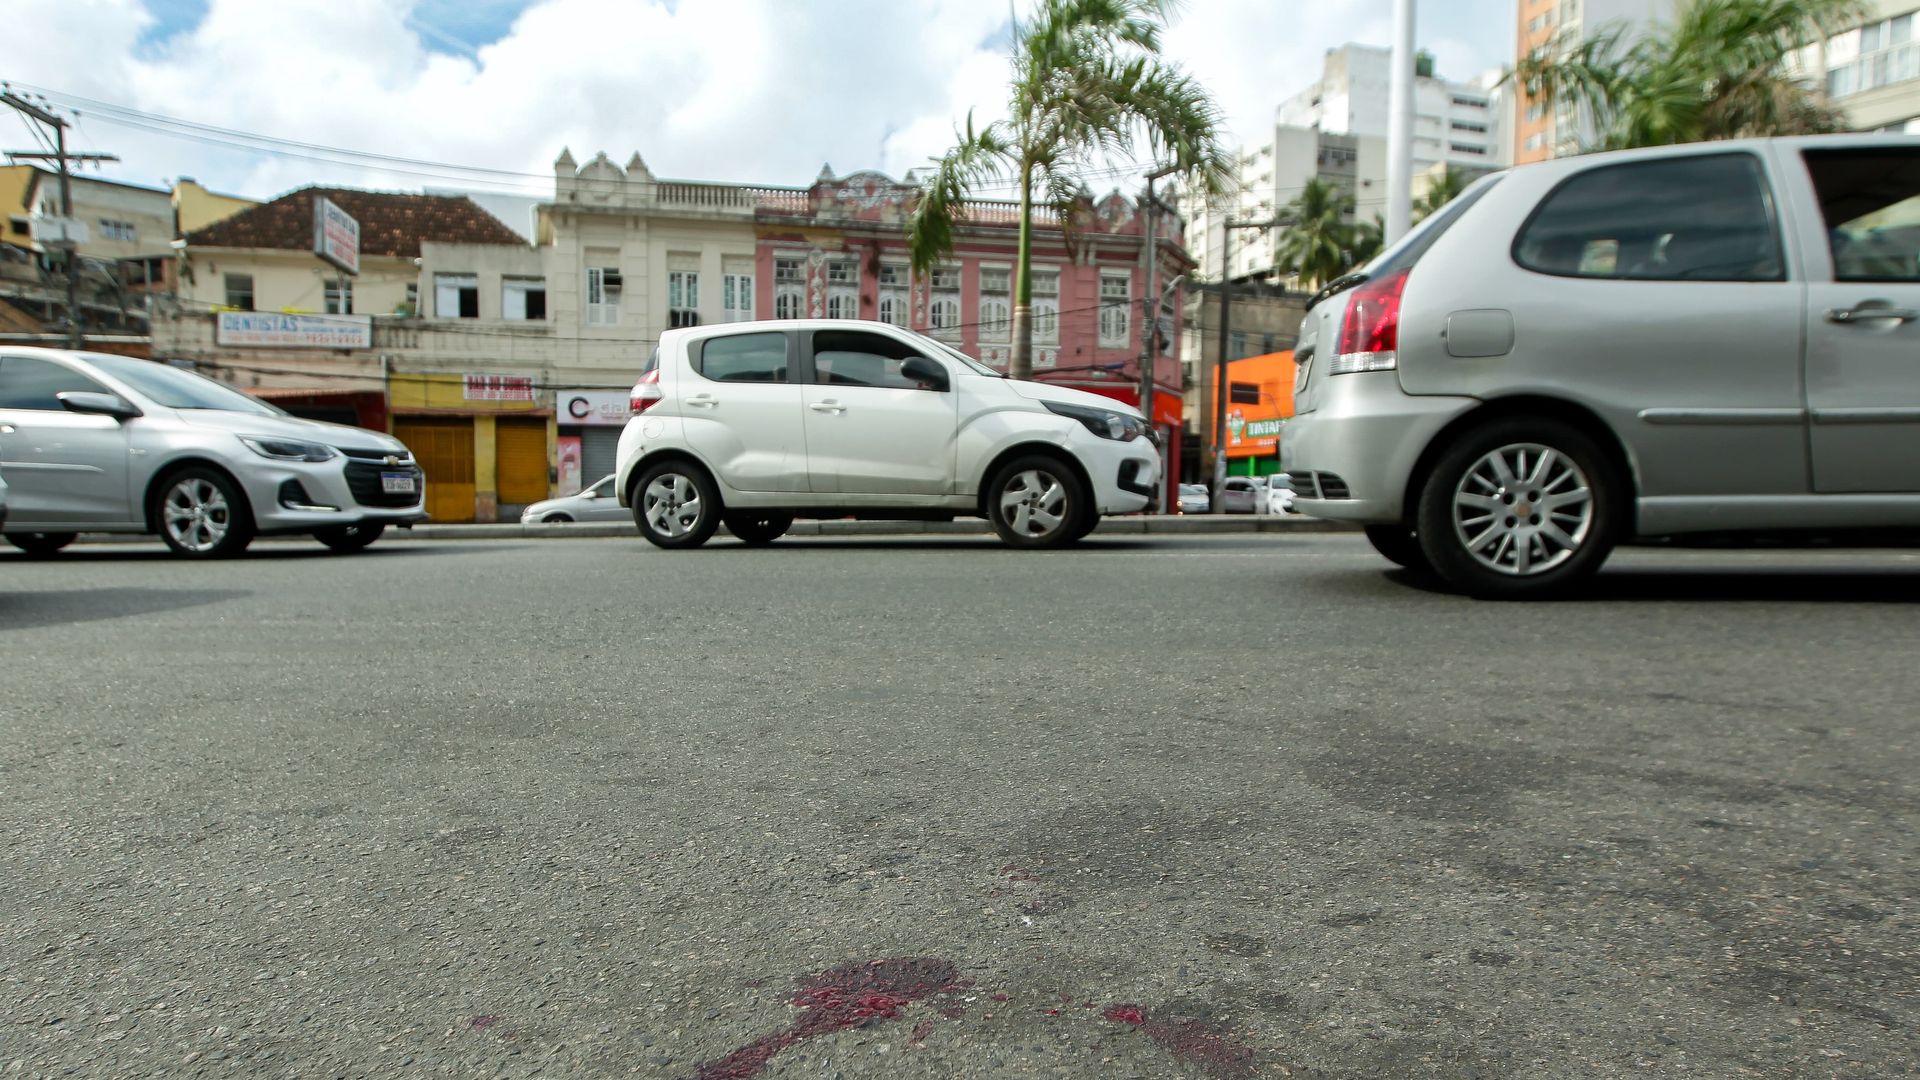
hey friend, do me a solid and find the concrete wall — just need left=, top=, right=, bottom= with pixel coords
left=181, top=248, right=415, bottom=316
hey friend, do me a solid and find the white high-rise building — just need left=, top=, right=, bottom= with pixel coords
left=1183, top=44, right=1510, bottom=286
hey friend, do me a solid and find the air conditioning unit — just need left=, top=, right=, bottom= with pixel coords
left=602, top=270, right=623, bottom=293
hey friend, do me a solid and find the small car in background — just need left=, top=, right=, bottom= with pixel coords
left=1218, top=476, right=1266, bottom=514
left=521, top=475, right=630, bottom=523
left=1267, top=473, right=1297, bottom=515
left=1176, top=483, right=1210, bottom=514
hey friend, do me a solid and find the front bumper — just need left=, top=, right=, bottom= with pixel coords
left=1073, top=429, right=1158, bottom=513
left=1281, top=373, right=1477, bottom=524
left=243, top=456, right=429, bottom=534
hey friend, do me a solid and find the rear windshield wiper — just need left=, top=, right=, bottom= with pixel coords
left=1308, top=272, right=1368, bottom=312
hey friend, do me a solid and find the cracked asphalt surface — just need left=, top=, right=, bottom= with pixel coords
left=1, top=533, right=1916, bottom=1078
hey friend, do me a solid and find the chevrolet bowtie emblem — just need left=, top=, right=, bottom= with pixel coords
left=385, top=455, right=401, bottom=466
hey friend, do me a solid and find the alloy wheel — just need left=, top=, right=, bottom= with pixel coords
left=162, top=476, right=233, bottom=554
left=1450, top=442, right=1593, bottom=576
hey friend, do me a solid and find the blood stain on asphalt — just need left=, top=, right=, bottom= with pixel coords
left=1103, top=1003, right=1257, bottom=1079
left=687, top=958, right=963, bottom=1080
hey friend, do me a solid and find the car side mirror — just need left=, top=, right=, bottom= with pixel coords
left=901, top=356, right=949, bottom=392
left=58, top=391, right=142, bottom=421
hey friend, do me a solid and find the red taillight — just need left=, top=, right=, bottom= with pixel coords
left=1331, top=268, right=1409, bottom=374
left=630, top=368, right=662, bottom=413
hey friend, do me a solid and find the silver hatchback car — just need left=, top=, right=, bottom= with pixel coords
left=0, top=348, right=425, bottom=557
left=1284, top=135, right=1920, bottom=598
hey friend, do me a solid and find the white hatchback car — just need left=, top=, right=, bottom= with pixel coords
left=615, top=321, right=1159, bottom=548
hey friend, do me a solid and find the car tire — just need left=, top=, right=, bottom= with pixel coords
left=6, top=531, right=78, bottom=556
left=542, top=514, right=574, bottom=524
left=986, top=454, right=1088, bottom=549
left=314, top=522, right=385, bottom=553
left=724, top=513, right=793, bottom=545
left=632, top=460, right=721, bottom=549
left=153, top=467, right=255, bottom=558
left=1363, top=524, right=1433, bottom=573
left=1414, top=418, right=1621, bottom=600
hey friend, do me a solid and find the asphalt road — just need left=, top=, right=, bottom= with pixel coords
left=2, top=534, right=1916, bottom=1079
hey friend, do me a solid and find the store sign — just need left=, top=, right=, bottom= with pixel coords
left=313, top=197, right=360, bottom=275
left=463, top=374, right=535, bottom=401
left=559, top=389, right=632, bottom=426
left=1245, top=418, right=1285, bottom=438
left=216, top=311, right=372, bottom=349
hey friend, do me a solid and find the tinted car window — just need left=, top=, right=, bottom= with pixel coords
left=696, top=332, right=789, bottom=383
left=811, top=330, right=938, bottom=390
left=86, top=354, right=278, bottom=413
left=0, top=355, right=112, bottom=410
left=1803, top=147, right=1920, bottom=282
left=1514, top=153, right=1784, bottom=282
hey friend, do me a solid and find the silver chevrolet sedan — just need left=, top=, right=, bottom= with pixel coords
left=0, top=348, right=425, bottom=557
left=1284, top=135, right=1920, bottom=599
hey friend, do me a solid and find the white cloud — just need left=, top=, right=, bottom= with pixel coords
left=5, top=0, right=1512, bottom=202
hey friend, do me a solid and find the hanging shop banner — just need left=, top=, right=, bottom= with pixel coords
left=463, top=374, right=536, bottom=402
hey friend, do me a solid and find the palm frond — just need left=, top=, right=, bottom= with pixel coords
left=906, top=115, right=1013, bottom=278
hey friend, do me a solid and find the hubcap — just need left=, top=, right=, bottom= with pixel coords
left=643, top=474, right=702, bottom=538
left=1000, top=469, right=1067, bottom=537
left=162, top=478, right=231, bottom=553
left=1451, top=443, right=1593, bottom=577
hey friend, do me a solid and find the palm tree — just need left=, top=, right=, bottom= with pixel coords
left=1271, top=179, right=1353, bottom=291
left=907, top=0, right=1234, bottom=380
left=1413, top=167, right=1468, bottom=223
left=1345, top=213, right=1386, bottom=267
left=1511, top=0, right=1860, bottom=151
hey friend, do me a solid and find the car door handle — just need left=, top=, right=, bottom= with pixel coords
left=685, top=394, right=718, bottom=408
left=1826, top=305, right=1919, bottom=325
left=809, top=401, right=846, bottom=414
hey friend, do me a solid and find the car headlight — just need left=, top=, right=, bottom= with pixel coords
left=1043, top=401, right=1146, bottom=442
left=239, top=436, right=338, bottom=462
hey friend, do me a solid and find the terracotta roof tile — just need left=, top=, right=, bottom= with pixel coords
left=185, top=186, right=525, bottom=257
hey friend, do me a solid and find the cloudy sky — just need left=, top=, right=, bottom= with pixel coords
left=8, top=0, right=1515, bottom=206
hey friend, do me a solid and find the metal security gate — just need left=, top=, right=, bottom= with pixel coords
left=394, top=417, right=475, bottom=523
left=579, top=427, right=620, bottom=487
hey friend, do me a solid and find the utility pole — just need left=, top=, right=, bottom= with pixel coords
left=1210, top=214, right=1282, bottom=512
left=1385, top=0, right=1417, bottom=244
left=1138, top=164, right=1178, bottom=513
left=3, top=88, right=119, bottom=349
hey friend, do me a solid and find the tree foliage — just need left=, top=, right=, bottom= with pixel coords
left=907, top=0, right=1234, bottom=379
left=1510, top=0, right=1861, bottom=151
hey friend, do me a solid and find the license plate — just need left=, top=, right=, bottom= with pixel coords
left=381, top=471, right=417, bottom=494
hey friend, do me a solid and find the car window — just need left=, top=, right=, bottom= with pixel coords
left=1803, top=147, right=1920, bottom=282
left=1513, top=153, right=1784, bottom=282
left=0, top=355, right=113, bottom=410
left=696, top=332, right=790, bottom=383
left=84, top=353, right=279, bottom=413
left=588, top=476, right=614, bottom=498
left=811, top=330, right=942, bottom=390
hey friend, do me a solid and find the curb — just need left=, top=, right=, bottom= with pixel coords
left=397, top=515, right=1358, bottom=540
left=69, top=515, right=1356, bottom=546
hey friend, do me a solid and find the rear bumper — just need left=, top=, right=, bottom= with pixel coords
left=1281, top=374, right=1477, bottom=524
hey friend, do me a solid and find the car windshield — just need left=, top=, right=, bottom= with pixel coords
left=588, top=476, right=614, bottom=497
left=85, top=354, right=282, bottom=414
left=912, top=332, right=1005, bottom=378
